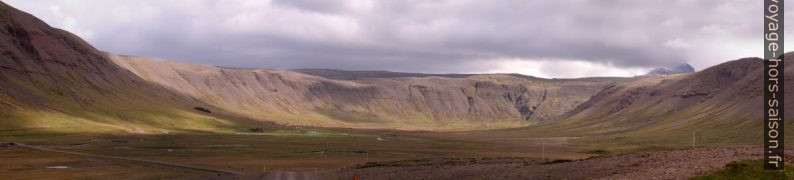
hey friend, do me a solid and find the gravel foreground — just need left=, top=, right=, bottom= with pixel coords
left=328, top=146, right=792, bottom=180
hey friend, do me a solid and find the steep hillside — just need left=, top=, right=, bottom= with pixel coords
left=0, top=2, right=255, bottom=134
left=0, top=0, right=618, bottom=132
left=523, top=55, right=794, bottom=145
left=110, top=55, right=618, bottom=130
left=7, top=0, right=781, bottom=135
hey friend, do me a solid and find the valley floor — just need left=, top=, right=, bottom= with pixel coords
left=331, top=146, right=788, bottom=180
left=0, top=128, right=782, bottom=180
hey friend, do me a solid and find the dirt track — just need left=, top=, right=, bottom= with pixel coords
left=330, top=146, right=790, bottom=180
left=261, top=170, right=319, bottom=180
left=5, top=142, right=243, bottom=176
left=5, top=142, right=327, bottom=180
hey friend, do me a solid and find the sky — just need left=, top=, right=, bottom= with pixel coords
left=4, top=0, right=790, bottom=78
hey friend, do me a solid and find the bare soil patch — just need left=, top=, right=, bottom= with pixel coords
left=330, top=146, right=792, bottom=180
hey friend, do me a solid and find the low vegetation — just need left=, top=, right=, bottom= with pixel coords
left=694, top=160, right=794, bottom=180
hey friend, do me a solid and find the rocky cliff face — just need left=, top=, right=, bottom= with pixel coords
left=111, top=55, right=617, bottom=130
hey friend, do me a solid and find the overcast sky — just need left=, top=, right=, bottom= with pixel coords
left=5, top=0, right=790, bottom=78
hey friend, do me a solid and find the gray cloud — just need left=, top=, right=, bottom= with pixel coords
left=4, top=0, right=784, bottom=77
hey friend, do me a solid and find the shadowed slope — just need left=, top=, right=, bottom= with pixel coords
left=0, top=2, right=258, bottom=134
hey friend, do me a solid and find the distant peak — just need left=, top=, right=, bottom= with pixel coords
left=674, top=63, right=695, bottom=71
left=645, top=63, right=694, bottom=76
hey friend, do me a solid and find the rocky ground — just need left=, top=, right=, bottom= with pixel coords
left=329, top=146, right=791, bottom=180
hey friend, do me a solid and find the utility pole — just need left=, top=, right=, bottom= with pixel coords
left=542, top=140, right=545, bottom=161
left=692, top=130, right=696, bottom=149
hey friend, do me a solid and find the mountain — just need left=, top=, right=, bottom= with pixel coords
left=0, top=2, right=259, bottom=134
left=0, top=0, right=789, bottom=135
left=110, top=55, right=618, bottom=130
left=645, top=64, right=695, bottom=76
left=292, top=69, right=474, bottom=80
left=0, top=0, right=622, bottom=132
left=534, top=56, right=792, bottom=144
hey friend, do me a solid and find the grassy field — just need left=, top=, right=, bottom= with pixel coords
left=0, top=146, right=218, bottom=179
left=0, top=125, right=593, bottom=178
left=3, top=123, right=789, bottom=179
left=1, top=108, right=785, bottom=179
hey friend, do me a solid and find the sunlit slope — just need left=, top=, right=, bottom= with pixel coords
left=111, top=55, right=618, bottom=130
left=524, top=55, right=793, bottom=146
left=0, top=2, right=257, bottom=134
left=0, top=0, right=617, bottom=133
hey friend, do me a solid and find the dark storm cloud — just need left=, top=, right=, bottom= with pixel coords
left=4, top=0, right=776, bottom=77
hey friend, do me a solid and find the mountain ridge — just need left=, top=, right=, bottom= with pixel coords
left=509, top=56, right=794, bottom=145
left=110, top=54, right=617, bottom=130
left=0, top=1, right=261, bottom=133
left=0, top=1, right=789, bottom=135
